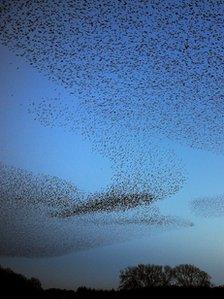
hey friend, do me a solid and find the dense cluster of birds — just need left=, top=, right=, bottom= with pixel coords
left=0, top=162, right=193, bottom=257
left=191, top=194, right=224, bottom=218
left=0, top=161, right=168, bottom=218
left=0, top=0, right=223, bottom=256
left=0, top=161, right=83, bottom=210
left=0, top=0, right=224, bottom=153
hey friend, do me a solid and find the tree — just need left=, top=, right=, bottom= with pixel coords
left=172, top=264, right=211, bottom=287
left=29, top=277, right=42, bottom=289
left=119, top=263, right=212, bottom=289
left=0, top=265, right=43, bottom=298
left=119, top=264, right=173, bottom=289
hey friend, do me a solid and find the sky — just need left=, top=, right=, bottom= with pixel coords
left=0, top=0, right=224, bottom=290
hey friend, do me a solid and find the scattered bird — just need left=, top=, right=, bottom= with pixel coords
left=191, top=194, right=224, bottom=218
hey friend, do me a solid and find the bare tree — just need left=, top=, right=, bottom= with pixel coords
left=119, top=263, right=212, bottom=289
left=119, top=264, right=173, bottom=289
left=172, top=264, right=211, bottom=287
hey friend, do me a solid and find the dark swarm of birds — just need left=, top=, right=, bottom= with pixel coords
left=0, top=0, right=223, bottom=256
left=0, top=162, right=193, bottom=257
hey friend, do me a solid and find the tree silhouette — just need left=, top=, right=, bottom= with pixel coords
left=0, top=265, right=43, bottom=298
left=0, top=264, right=222, bottom=297
left=119, top=263, right=212, bottom=289
left=119, top=264, right=173, bottom=289
left=172, top=264, right=211, bottom=287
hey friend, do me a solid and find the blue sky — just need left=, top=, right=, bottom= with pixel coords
left=0, top=0, right=224, bottom=289
left=0, top=43, right=224, bottom=288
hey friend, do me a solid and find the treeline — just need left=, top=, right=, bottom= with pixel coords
left=1, top=264, right=224, bottom=298
left=119, top=264, right=212, bottom=288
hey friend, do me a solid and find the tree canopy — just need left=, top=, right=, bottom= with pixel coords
left=119, top=263, right=212, bottom=289
left=172, top=264, right=211, bottom=287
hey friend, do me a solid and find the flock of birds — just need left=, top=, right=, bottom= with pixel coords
left=191, top=194, right=224, bottom=218
left=0, top=0, right=223, bottom=256
left=0, top=162, right=193, bottom=257
left=1, top=0, right=224, bottom=152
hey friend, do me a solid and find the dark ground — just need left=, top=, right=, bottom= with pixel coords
left=1, top=265, right=223, bottom=298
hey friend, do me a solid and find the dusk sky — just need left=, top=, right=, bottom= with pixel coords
left=0, top=0, right=224, bottom=290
